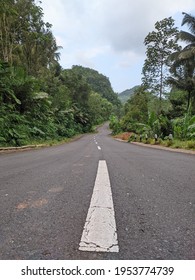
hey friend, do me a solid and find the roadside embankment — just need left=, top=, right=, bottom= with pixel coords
left=113, top=132, right=195, bottom=155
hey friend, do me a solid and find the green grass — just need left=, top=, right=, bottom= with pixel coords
left=29, top=134, right=83, bottom=147
left=131, top=137, right=195, bottom=150
left=127, top=133, right=195, bottom=150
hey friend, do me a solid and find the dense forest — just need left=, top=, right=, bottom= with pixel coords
left=110, top=14, right=195, bottom=149
left=0, top=0, right=121, bottom=147
left=0, top=1, right=194, bottom=149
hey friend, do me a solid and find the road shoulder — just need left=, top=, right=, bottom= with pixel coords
left=114, top=138, right=195, bottom=155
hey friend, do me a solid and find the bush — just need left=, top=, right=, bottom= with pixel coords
left=109, top=115, right=122, bottom=135
left=128, top=133, right=137, bottom=142
left=164, top=140, right=173, bottom=147
left=187, top=141, right=195, bottom=149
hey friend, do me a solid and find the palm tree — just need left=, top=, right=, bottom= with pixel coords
left=179, top=13, right=195, bottom=60
left=168, top=13, right=195, bottom=111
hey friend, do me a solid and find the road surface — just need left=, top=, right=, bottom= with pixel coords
left=0, top=124, right=194, bottom=259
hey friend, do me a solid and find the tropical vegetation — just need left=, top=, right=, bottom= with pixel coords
left=111, top=14, right=195, bottom=149
left=0, top=0, right=121, bottom=147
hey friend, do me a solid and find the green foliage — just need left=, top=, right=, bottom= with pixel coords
left=1, top=4, right=194, bottom=148
left=0, top=1, right=122, bottom=147
left=168, top=13, right=195, bottom=111
left=88, top=92, right=113, bottom=125
left=110, top=13, right=195, bottom=146
left=121, top=87, right=149, bottom=132
left=167, top=90, right=188, bottom=118
left=109, top=115, right=122, bottom=135
left=142, top=17, right=180, bottom=100
left=71, top=65, right=121, bottom=108
left=118, top=86, right=140, bottom=104
left=0, top=0, right=123, bottom=148
left=173, top=113, right=195, bottom=140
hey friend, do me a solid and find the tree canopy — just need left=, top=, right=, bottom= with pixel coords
left=0, top=0, right=121, bottom=146
left=112, top=14, right=195, bottom=144
left=142, top=17, right=180, bottom=101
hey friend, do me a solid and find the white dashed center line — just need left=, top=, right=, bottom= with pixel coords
left=79, top=160, right=119, bottom=252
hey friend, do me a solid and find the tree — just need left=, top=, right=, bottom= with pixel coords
left=0, top=0, right=17, bottom=64
left=142, top=17, right=180, bottom=101
left=14, top=0, right=61, bottom=76
left=71, top=65, right=121, bottom=108
left=88, top=92, right=113, bottom=124
left=168, top=13, right=195, bottom=112
left=121, top=86, right=149, bottom=131
left=0, top=1, right=122, bottom=146
left=179, top=13, right=195, bottom=61
left=0, top=0, right=61, bottom=75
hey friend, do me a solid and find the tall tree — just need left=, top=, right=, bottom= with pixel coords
left=14, top=0, right=60, bottom=76
left=0, top=0, right=17, bottom=64
left=0, top=0, right=60, bottom=74
left=142, top=17, right=180, bottom=101
left=168, top=13, right=195, bottom=111
left=179, top=13, right=195, bottom=60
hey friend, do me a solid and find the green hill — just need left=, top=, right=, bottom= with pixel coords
left=71, top=65, right=121, bottom=107
left=118, top=86, right=140, bottom=103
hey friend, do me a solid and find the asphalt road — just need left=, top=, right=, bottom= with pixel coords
left=0, top=123, right=194, bottom=260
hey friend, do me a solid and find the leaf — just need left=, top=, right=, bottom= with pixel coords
left=33, top=92, right=49, bottom=99
left=0, top=136, right=6, bottom=142
left=189, top=116, right=195, bottom=125
left=31, top=127, right=45, bottom=136
left=188, top=123, right=195, bottom=132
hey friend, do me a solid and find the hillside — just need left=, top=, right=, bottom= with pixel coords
left=118, top=86, right=140, bottom=103
left=71, top=65, right=121, bottom=107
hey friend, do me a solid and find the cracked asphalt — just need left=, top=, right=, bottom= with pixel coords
left=0, top=123, right=194, bottom=259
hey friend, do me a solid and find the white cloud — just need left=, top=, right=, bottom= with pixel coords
left=40, top=0, right=195, bottom=91
left=118, top=51, right=143, bottom=68
left=75, top=47, right=106, bottom=68
left=94, top=0, right=195, bottom=53
left=41, top=0, right=195, bottom=54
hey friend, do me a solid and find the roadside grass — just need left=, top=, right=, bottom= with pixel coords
left=114, top=132, right=195, bottom=151
left=162, top=139, right=195, bottom=150
left=0, top=134, right=83, bottom=150
left=30, top=138, right=73, bottom=147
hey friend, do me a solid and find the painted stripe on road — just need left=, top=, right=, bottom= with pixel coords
left=79, top=160, right=119, bottom=252
left=97, top=146, right=101, bottom=150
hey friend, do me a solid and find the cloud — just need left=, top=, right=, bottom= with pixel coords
left=94, top=0, right=195, bottom=53
left=118, top=51, right=143, bottom=68
left=40, top=0, right=195, bottom=91
left=41, top=0, right=195, bottom=54
left=75, top=46, right=110, bottom=68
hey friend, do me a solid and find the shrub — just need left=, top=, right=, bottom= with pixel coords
left=128, top=133, right=137, bottom=142
left=187, top=141, right=195, bottom=149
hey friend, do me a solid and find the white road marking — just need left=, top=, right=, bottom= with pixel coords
left=97, top=146, right=101, bottom=150
left=79, top=160, right=119, bottom=252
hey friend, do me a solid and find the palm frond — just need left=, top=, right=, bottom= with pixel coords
left=178, top=47, right=195, bottom=60
left=167, top=77, right=187, bottom=91
left=168, top=51, right=180, bottom=61
left=182, top=12, right=195, bottom=34
left=179, top=31, right=195, bottom=44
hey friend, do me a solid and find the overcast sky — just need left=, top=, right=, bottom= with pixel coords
left=40, top=0, right=195, bottom=93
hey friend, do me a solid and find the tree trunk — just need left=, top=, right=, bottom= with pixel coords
left=187, top=91, right=191, bottom=112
